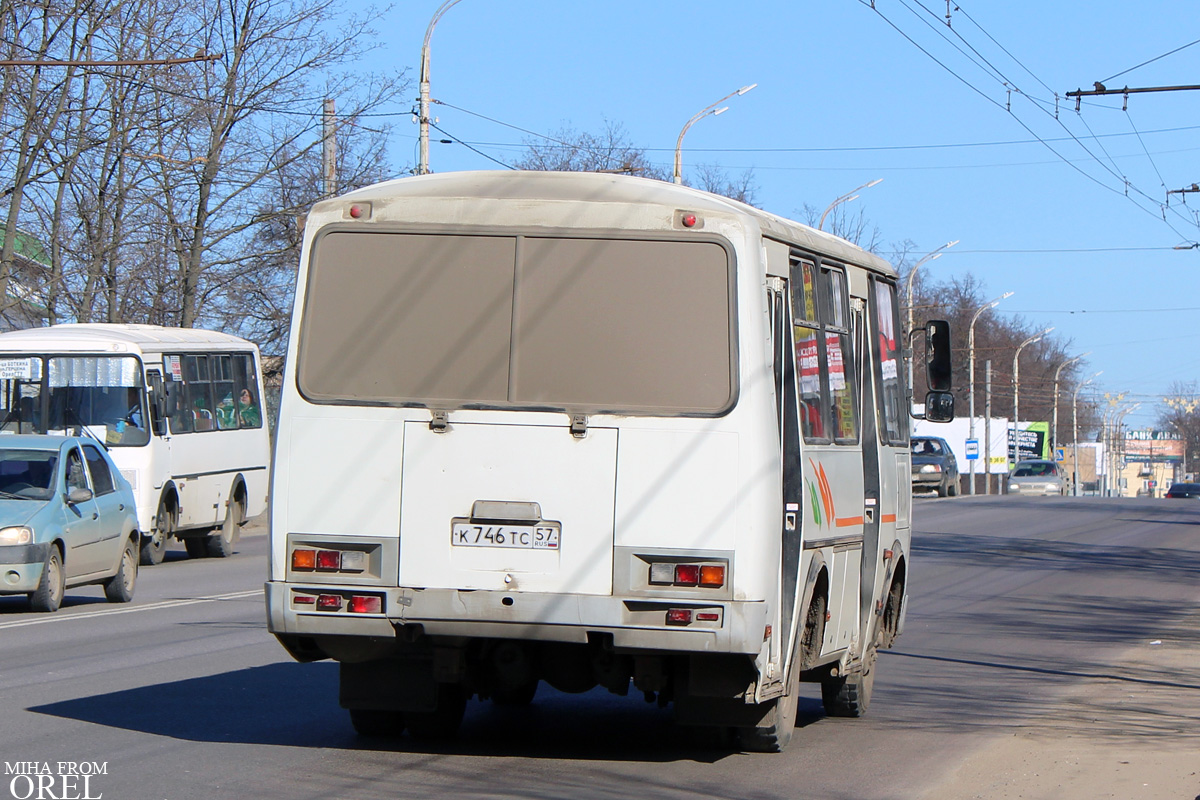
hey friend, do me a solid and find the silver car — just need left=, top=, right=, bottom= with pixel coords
left=0, top=435, right=140, bottom=612
left=1007, top=459, right=1069, bottom=496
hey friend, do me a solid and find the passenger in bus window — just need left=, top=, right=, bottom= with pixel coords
left=216, top=391, right=238, bottom=430
left=238, top=388, right=261, bottom=428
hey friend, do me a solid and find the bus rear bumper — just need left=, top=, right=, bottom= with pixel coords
left=265, top=580, right=767, bottom=657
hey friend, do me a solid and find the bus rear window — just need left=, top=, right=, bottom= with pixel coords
left=298, top=232, right=734, bottom=414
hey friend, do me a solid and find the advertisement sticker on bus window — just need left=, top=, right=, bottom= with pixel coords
left=165, top=355, right=182, bottom=380
left=0, top=358, right=34, bottom=379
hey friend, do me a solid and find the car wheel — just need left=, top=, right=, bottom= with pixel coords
left=948, top=477, right=959, bottom=497
left=207, top=495, right=243, bottom=558
left=936, top=478, right=948, bottom=497
left=30, top=546, right=65, bottom=613
left=104, top=536, right=138, bottom=603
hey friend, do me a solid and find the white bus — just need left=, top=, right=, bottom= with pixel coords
left=0, top=324, right=270, bottom=564
left=267, top=171, right=952, bottom=751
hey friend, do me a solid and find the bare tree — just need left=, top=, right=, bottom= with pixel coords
left=515, top=121, right=761, bottom=205
left=1158, top=381, right=1200, bottom=475
left=516, top=120, right=667, bottom=177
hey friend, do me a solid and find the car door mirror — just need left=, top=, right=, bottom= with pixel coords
left=66, top=486, right=93, bottom=505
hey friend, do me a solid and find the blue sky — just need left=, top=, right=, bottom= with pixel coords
left=369, top=1, right=1200, bottom=428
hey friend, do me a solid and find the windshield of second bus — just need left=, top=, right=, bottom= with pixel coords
left=0, top=355, right=150, bottom=446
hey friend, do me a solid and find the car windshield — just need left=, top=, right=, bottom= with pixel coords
left=912, top=439, right=942, bottom=455
left=1013, top=463, right=1055, bottom=477
left=0, top=449, right=57, bottom=500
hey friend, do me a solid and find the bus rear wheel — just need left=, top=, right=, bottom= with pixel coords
left=821, top=645, right=876, bottom=718
left=207, top=495, right=243, bottom=558
left=405, top=685, right=467, bottom=741
left=349, top=708, right=406, bottom=738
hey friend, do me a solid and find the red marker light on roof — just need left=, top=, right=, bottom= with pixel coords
left=349, top=204, right=365, bottom=218
left=681, top=212, right=698, bottom=228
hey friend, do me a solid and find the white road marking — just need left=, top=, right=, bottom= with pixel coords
left=0, top=588, right=263, bottom=630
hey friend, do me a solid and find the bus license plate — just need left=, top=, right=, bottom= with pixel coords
left=451, top=522, right=560, bottom=550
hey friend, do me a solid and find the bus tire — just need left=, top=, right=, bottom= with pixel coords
left=349, top=708, right=406, bottom=738
left=141, top=499, right=175, bottom=566
left=207, top=494, right=243, bottom=558
left=799, top=592, right=827, bottom=670
left=30, top=546, right=65, bottom=613
left=821, top=645, right=876, bottom=718
left=739, top=628, right=804, bottom=752
left=184, top=537, right=208, bottom=559
left=104, top=535, right=138, bottom=603
left=405, top=685, right=467, bottom=741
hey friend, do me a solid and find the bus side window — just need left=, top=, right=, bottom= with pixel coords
left=234, top=354, right=262, bottom=429
left=186, top=355, right=215, bottom=431
left=790, top=259, right=828, bottom=442
left=213, top=355, right=238, bottom=430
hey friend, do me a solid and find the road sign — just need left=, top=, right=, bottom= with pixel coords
left=965, top=439, right=979, bottom=460
left=1055, top=448, right=1065, bottom=462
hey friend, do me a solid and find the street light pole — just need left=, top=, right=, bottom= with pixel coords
left=818, top=179, right=882, bottom=230
left=673, top=84, right=756, bottom=185
left=1012, top=327, right=1054, bottom=464
left=418, top=0, right=464, bottom=176
left=1052, top=352, right=1089, bottom=454
left=968, top=291, right=1013, bottom=495
left=1114, top=403, right=1141, bottom=496
left=1072, top=371, right=1102, bottom=496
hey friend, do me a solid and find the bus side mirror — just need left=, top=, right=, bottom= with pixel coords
left=924, top=390, right=954, bottom=422
left=926, top=319, right=952, bottom=393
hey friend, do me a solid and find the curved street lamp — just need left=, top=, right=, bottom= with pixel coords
left=818, top=179, right=882, bottom=231
left=1072, top=371, right=1103, bottom=496
left=967, top=291, right=1013, bottom=494
left=418, top=0, right=465, bottom=176
left=1012, top=327, right=1054, bottom=463
left=673, top=84, right=756, bottom=185
left=1052, top=351, right=1089, bottom=454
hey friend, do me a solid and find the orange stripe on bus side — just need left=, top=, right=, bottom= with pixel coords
left=881, top=514, right=897, bottom=523
left=835, top=516, right=864, bottom=527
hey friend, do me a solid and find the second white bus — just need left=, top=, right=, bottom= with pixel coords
left=0, top=324, right=270, bottom=564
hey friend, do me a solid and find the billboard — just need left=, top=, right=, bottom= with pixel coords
left=1008, top=421, right=1049, bottom=462
left=1124, top=430, right=1184, bottom=463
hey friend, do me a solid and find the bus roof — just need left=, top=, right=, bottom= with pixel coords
left=313, top=170, right=897, bottom=278
left=0, top=323, right=256, bottom=353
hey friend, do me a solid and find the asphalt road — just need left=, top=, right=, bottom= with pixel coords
left=1, top=498, right=1197, bottom=800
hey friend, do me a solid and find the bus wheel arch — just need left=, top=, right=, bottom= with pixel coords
left=799, top=562, right=830, bottom=671
left=141, top=488, right=179, bottom=566
left=879, top=556, right=907, bottom=650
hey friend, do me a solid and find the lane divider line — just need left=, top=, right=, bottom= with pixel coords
left=0, top=588, right=263, bottom=630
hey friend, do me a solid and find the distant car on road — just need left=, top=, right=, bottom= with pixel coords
left=1007, top=459, right=1069, bottom=496
left=0, top=435, right=139, bottom=612
left=1164, top=483, right=1200, bottom=499
left=911, top=435, right=959, bottom=497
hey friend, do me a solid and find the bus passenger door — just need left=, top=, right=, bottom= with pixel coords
left=770, top=282, right=805, bottom=664
left=855, top=301, right=883, bottom=649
